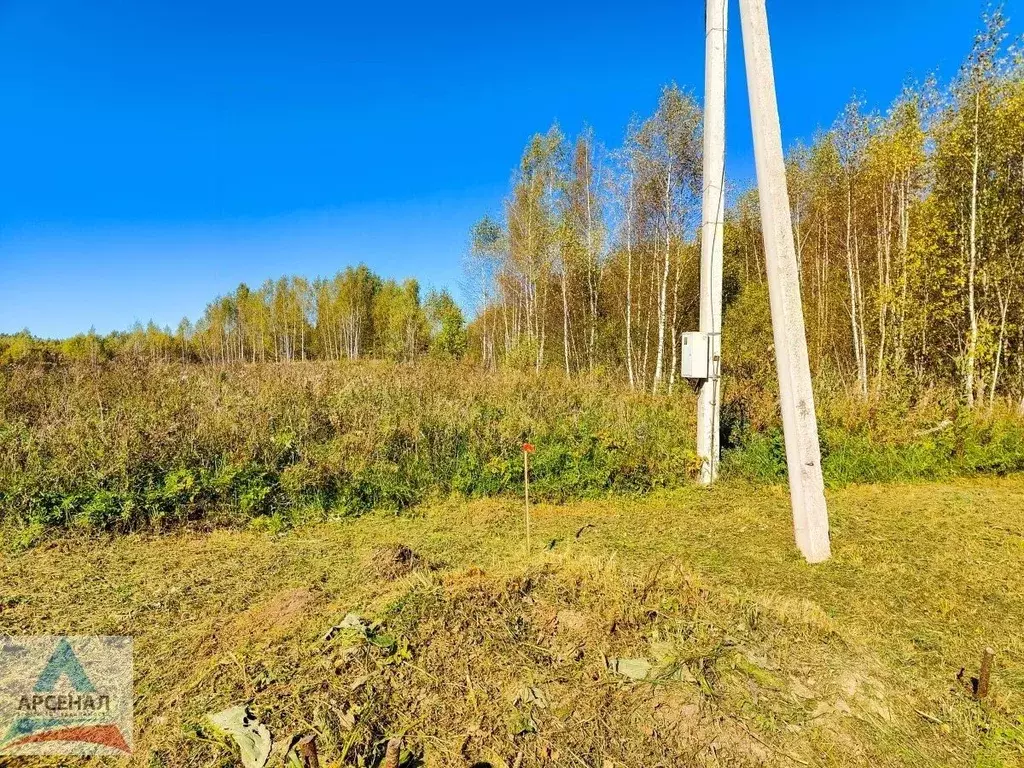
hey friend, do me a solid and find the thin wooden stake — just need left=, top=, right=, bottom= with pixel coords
left=524, top=449, right=531, bottom=554
left=977, top=647, right=995, bottom=699
left=382, top=736, right=402, bottom=768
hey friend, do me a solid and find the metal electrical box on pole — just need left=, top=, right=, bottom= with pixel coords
left=680, top=332, right=711, bottom=380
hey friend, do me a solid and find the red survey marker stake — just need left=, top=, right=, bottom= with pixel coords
left=522, top=443, right=534, bottom=553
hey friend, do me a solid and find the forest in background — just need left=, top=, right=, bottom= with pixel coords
left=466, top=9, right=1024, bottom=408
left=3, top=12, right=1022, bottom=410
left=0, top=269, right=469, bottom=366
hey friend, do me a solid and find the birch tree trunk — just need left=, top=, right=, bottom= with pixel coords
left=990, top=283, right=1011, bottom=409
left=966, top=92, right=981, bottom=408
left=561, top=253, right=571, bottom=375
left=668, top=257, right=681, bottom=394
left=625, top=176, right=636, bottom=389
left=845, top=177, right=866, bottom=396
left=652, top=171, right=672, bottom=394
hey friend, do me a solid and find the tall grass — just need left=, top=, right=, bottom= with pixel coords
left=0, top=361, right=697, bottom=531
left=722, top=379, right=1024, bottom=484
left=3, top=360, right=1024, bottom=532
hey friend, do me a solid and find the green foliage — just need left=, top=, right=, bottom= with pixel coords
left=6, top=358, right=1024, bottom=535
left=0, top=332, right=50, bottom=365
left=2, top=263, right=463, bottom=368
left=0, top=361, right=703, bottom=532
left=373, top=278, right=428, bottom=361
left=721, top=390, right=1024, bottom=486
left=424, top=289, right=468, bottom=360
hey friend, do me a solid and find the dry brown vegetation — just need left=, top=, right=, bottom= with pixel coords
left=6, top=360, right=1024, bottom=540
left=1, top=477, right=1021, bottom=766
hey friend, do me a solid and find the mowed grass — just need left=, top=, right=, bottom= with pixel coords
left=1, top=478, right=1022, bottom=767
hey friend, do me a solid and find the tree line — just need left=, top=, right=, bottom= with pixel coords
left=464, top=10, right=1024, bottom=407
left=0, top=267, right=468, bottom=364
left=4, top=11, right=1022, bottom=410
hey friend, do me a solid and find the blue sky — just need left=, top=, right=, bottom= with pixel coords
left=0, top=0, right=1017, bottom=338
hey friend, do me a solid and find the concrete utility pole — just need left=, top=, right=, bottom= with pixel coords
left=697, top=0, right=728, bottom=485
left=738, top=0, right=831, bottom=562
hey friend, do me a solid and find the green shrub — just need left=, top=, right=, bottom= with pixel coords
left=721, top=395, right=1024, bottom=486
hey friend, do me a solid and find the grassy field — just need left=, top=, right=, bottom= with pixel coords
left=1, top=477, right=1022, bottom=766
left=6, top=361, right=1024, bottom=537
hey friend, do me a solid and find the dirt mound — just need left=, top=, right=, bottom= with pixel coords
left=364, top=543, right=423, bottom=581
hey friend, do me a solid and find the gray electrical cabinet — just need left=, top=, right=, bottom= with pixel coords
left=680, top=332, right=710, bottom=380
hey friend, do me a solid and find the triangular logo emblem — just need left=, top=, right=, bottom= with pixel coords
left=33, top=639, right=95, bottom=693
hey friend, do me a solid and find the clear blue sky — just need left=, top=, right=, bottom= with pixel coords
left=0, top=0, right=1016, bottom=338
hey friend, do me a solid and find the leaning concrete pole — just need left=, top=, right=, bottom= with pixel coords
left=738, top=0, right=831, bottom=562
left=697, top=0, right=728, bottom=485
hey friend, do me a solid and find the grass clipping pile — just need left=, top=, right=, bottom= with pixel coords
left=181, top=554, right=883, bottom=767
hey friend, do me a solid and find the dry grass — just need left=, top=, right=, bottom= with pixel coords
left=1, top=477, right=1022, bottom=766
